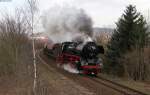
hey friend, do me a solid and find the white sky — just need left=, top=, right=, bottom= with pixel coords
left=0, top=0, right=150, bottom=28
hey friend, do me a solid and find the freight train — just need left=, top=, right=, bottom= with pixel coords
left=43, top=41, right=104, bottom=76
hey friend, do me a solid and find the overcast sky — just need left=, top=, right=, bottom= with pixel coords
left=0, top=0, right=150, bottom=28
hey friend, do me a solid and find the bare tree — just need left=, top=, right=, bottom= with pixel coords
left=0, top=11, right=35, bottom=94
left=26, top=0, right=39, bottom=94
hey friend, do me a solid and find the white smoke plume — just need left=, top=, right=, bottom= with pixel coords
left=57, top=63, right=79, bottom=74
left=42, top=5, right=93, bottom=43
left=62, top=64, right=79, bottom=74
left=42, top=6, right=94, bottom=74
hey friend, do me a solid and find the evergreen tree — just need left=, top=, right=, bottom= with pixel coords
left=105, top=5, right=149, bottom=76
left=135, top=15, right=149, bottom=48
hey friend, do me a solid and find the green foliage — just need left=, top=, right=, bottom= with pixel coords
left=104, top=5, right=149, bottom=76
left=135, top=15, right=149, bottom=48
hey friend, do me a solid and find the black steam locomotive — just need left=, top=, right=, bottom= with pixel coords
left=44, top=41, right=104, bottom=75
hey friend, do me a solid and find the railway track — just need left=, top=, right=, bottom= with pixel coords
left=89, top=76, right=148, bottom=95
left=38, top=51, right=149, bottom=95
left=97, top=76, right=148, bottom=95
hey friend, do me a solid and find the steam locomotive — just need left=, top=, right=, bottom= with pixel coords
left=43, top=41, right=104, bottom=75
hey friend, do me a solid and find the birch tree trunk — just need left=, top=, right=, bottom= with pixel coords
left=27, top=0, right=38, bottom=94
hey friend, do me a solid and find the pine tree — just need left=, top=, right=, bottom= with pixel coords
left=135, top=15, right=149, bottom=48
left=105, top=5, right=149, bottom=76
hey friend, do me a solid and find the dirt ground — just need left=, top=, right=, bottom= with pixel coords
left=0, top=74, right=33, bottom=95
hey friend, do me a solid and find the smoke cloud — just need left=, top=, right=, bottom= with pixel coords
left=62, top=64, right=79, bottom=74
left=42, top=5, right=93, bottom=43
left=57, top=63, right=79, bottom=74
left=42, top=6, right=94, bottom=74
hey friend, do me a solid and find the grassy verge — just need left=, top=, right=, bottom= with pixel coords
left=99, top=73, right=150, bottom=95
